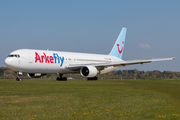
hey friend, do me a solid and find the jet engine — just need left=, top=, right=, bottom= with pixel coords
left=27, top=73, right=46, bottom=78
left=80, top=66, right=99, bottom=77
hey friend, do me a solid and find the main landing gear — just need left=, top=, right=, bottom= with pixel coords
left=15, top=71, right=22, bottom=81
left=87, top=77, right=98, bottom=80
left=56, top=74, right=67, bottom=81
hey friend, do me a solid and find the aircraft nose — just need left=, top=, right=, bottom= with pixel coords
left=4, top=57, right=11, bottom=67
left=4, top=57, right=19, bottom=71
left=4, top=57, right=15, bottom=68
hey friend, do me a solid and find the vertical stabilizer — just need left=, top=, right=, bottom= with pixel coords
left=109, top=27, right=127, bottom=59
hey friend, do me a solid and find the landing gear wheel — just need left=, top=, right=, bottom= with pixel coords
left=63, top=77, right=67, bottom=81
left=56, top=74, right=67, bottom=81
left=16, top=77, right=22, bottom=81
left=87, top=77, right=98, bottom=80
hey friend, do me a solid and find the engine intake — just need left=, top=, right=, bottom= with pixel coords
left=80, top=66, right=99, bottom=77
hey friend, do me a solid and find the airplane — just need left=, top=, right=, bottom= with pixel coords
left=4, top=27, right=174, bottom=81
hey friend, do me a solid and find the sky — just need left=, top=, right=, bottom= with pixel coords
left=0, top=0, right=179, bottom=71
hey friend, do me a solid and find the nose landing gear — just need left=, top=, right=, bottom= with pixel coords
left=15, top=71, right=22, bottom=81
left=16, top=76, right=22, bottom=81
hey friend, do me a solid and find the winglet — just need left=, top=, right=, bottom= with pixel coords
left=109, top=27, right=127, bottom=59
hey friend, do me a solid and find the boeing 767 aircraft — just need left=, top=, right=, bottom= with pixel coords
left=4, top=28, right=174, bottom=81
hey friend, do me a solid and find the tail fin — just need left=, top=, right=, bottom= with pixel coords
left=109, top=27, right=127, bottom=59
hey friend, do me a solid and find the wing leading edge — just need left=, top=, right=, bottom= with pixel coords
left=66, top=57, right=175, bottom=70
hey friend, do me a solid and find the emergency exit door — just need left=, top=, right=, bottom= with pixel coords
left=28, top=53, right=33, bottom=63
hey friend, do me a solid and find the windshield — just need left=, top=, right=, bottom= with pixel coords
left=8, top=54, right=20, bottom=58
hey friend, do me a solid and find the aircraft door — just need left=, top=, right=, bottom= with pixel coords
left=18, top=58, right=20, bottom=67
left=28, top=53, right=33, bottom=63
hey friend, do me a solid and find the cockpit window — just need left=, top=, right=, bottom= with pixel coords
left=8, top=54, right=20, bottom=58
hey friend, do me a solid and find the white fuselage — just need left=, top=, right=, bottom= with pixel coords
left=4, top=28, right=174, bottom=80
left=5, top=49, right=123, bottom=74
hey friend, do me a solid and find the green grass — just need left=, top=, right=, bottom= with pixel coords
left=0, top=79, right=180, bottom=120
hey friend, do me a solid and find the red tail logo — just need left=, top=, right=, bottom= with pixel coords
left=117, top=41, right=124, bottom=54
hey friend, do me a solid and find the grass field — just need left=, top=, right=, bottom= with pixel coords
left=0, top=79, right=180, bottom=120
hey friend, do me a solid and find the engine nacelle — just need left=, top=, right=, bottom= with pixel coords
left=80, top=66, right=99, bottom=77
left=27, top=73, right=46, bottom=78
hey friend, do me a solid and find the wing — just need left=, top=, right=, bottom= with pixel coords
left=66, top=57, right=175, bottom=70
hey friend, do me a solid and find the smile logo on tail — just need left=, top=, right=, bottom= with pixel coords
left=117, top=41, right=124, bottom=54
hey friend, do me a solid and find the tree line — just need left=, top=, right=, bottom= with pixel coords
left=98, top=69, right=179, bottom=79
left=1, top=67, right=179, bottom=79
